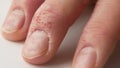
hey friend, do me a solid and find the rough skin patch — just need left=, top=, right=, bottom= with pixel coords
left=30, top=3, right=63, bottom=33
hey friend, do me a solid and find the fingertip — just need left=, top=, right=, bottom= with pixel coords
left=1, top=9, right=26, bottom=41
left=1, top=0, right=44, bottom=41
left=1, top=31, right=26, bottom=41
left=22, top=30, right=56, bottom=64
left=22, top=54, right=54, bottom=65
left=73, top=46, right=96, bottom=68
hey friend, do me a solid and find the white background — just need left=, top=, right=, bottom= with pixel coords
left=0, top=0, right=120, bottom=68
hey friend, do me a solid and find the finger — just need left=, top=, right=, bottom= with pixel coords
left=22, top=0, right=91, bottom=64
left=2, top=0, right=44, bottom=41
left=73, top=0, right=120, bottom=68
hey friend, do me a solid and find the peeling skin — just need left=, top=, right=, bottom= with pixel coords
left=29, top=4, right=65, bottom=34
left=27, top=0, right=91, bottom=42
left=22, top=0, right=92, bottom=64
left=35, top=15, right=53, bottom=29
left=29, top=0, right=91, bottom=35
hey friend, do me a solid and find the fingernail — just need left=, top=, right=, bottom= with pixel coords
left=23, top=30, right=49, bottom=59
left=2, top=9, right=25, bottom=33
left=73, top=47, right=96, bottom=68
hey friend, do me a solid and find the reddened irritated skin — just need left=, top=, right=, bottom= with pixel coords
left=1, top=0, right=120, bottom=68
left=22, top=0, right=91, bottom=64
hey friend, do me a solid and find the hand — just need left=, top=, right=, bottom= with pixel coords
left=1, top=0, right=120, bottom=68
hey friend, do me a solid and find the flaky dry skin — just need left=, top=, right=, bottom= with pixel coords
left=23, top=0, right=90, bottom=64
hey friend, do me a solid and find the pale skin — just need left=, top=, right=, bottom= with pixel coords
left=1, top=0, right=120, bottom=68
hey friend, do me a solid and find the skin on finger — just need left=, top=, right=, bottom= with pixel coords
left=22, top=0, right=91, bottom=64
left=2, top=0, right=44, bottom=41
left=73, top=0, right=120, bottom=68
